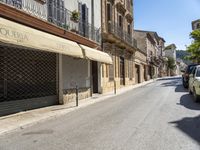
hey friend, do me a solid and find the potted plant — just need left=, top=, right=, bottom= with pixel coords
left=70, top=10, right=80, bottom=23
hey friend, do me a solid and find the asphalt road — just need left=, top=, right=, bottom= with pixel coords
left=0, top=77, right=200, bottom=150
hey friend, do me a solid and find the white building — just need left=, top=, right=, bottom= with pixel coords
left=164, top=44, right=178, bottom=75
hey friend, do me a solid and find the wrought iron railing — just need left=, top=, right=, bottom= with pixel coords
left=107, top=21, right=137, bottom=48
left=0, top=0, right=47, bottom=19
left=0, top=0, right=101, bottom=44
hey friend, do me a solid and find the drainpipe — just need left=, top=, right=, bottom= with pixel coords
left=91, top=0, right=94, bottom=40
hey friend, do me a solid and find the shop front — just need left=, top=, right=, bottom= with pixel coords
left=0, top=17, right=112, bottom=116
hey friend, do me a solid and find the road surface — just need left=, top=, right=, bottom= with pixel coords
left=0, top=77, right=200, bottom=150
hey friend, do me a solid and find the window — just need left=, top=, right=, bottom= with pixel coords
left=127, top=24, right=131, bottom=35
left=196, top=68, right=200, bottom=77
left=191, top=67, right=197, bottom=76
left=197, top=23, right=200, bottom=29
left=48, top=0, right=65, bottom=26
left=118, top=15, right=123, bottom=28
left=107, top=3, right=112, bottom=21
left=79, top=3, right=89, bottom=37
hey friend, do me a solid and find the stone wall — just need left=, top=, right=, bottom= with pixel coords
left=63, top=88, right=91, bottom=104
left=101, top=43, right=135, bottom=94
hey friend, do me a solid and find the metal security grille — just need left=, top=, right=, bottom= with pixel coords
left=0, top=45, right=57, bottom=102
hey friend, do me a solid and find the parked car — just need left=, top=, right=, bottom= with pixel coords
left=182, top=64, right=199, bottom=88
left=189, top=65, right=200, bottom=102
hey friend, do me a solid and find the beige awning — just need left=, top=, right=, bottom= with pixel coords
left=0, top=17, right=83, bottom=58
left=79, top=44, right=113, bottom=64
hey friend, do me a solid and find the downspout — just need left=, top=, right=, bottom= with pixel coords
left=91, top=0, right=94, bottom=40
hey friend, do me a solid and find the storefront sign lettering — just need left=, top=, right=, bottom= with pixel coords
left=0, top=27, right=29, bottom=43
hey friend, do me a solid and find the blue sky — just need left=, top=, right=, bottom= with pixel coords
left=134, top=0, right=200, bottom=50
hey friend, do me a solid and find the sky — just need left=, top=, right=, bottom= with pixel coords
left=134, top=0, right=200, bottom=50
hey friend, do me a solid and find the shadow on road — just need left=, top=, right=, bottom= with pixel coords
left=161, top=81, right=179, bottom=87
left=169, top=115, right=200, bottom=144
left=178, top=94, right=200, bottom=110
left=175, top=85, right=188, bottom=93
left=157, top=77, right=181, bottom=81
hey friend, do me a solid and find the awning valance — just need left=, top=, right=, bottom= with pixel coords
left=79, top=44, right=113, bottom=64
left=0, top=17, right=83, bottom=58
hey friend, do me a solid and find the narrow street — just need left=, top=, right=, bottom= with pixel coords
left=0, top=77, right=200, bottom=150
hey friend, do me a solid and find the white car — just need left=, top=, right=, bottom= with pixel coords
left=189, top=65, right=200, bottom=102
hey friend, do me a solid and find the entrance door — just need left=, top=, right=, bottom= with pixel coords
left=92, top=61, right=98, bottom=93
left=120, top=57, right=125, bottom=85
left=135, top=64, right=140, bottom=83
left=144, top=65, right=147, bottom=81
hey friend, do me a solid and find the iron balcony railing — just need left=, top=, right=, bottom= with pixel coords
left=47, top=3, right=101, bottom=44
left=1, top=0, right=47, bottom=19
left=0, top=0, right=101, bottom=44
left=107, top=21, right=137, bottom=48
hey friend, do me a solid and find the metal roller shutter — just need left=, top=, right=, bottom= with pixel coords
left=0, top=45, right=58, bottom=116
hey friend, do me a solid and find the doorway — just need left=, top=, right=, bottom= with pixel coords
left=120, top=57, right=125, bottom=85
left=135, top=64, right=141, bottom=84
left=92, top=61, right=98, bottom=93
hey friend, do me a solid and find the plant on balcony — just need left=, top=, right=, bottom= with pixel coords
left=62, top=24, right=69, bottom=30
left=70, top=10, right=80, bottom=23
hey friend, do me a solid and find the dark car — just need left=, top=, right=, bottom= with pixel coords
left=182, top=64, right=199, bottom=88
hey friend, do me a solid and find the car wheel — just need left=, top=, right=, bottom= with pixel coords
left=193, top=88, right=200, bottom=102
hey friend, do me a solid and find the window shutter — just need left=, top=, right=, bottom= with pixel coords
left=85, top=5, right=89, bottom=38
left=61, top=0, right=65, bottom=25
left=78, top=2, right=83, bottom=35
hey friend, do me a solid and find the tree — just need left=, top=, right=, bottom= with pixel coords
left=167, top=57, right=176, bottom=76
left=167, top=57, right=176, bottom=70
left=186, top=29, right=200, bottom=63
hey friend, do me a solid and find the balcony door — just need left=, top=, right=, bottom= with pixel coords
left=79, top=2, right=89, bottom=38
left=118, top=15, right=123, bottom=37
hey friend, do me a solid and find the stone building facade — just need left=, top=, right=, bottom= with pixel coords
left=192, top=19, right=200, bottom=30
left=134, top=50, right=147, bottom=83
left=101, top=0, right=138, bottom=93
left=133, top=30, right=165, bottom=79
left=164, top=44, right=177, bottom=75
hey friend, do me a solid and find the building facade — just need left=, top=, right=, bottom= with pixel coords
left=0, top=0, right=112, bottom=116
left=192, top=19, right=200, bottom=30
left=133, top=30, right=162, bottom=80
left=157, top=37, right=168, bottom=77
left=164, top=44, right=177, bottom=76
left=101, top=0, right=138, bottom=93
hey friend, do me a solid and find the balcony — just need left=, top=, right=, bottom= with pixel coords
left=107, top=21, right=137, bottom=49
left=0, top=0, right=101, bottom=44
left=1, top=0, right=47, bottom=20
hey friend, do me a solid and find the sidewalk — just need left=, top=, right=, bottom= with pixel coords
left=0, top=79, right=156, bottom=136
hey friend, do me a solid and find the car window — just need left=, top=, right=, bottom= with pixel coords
left=191, top=67, right=196, bottom=75
left=196, top=68, right=200, bottom=77
left=188, top=65, right=196, bottom=74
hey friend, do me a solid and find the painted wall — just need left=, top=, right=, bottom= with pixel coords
left=62, top=55, right=90, bottom=89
